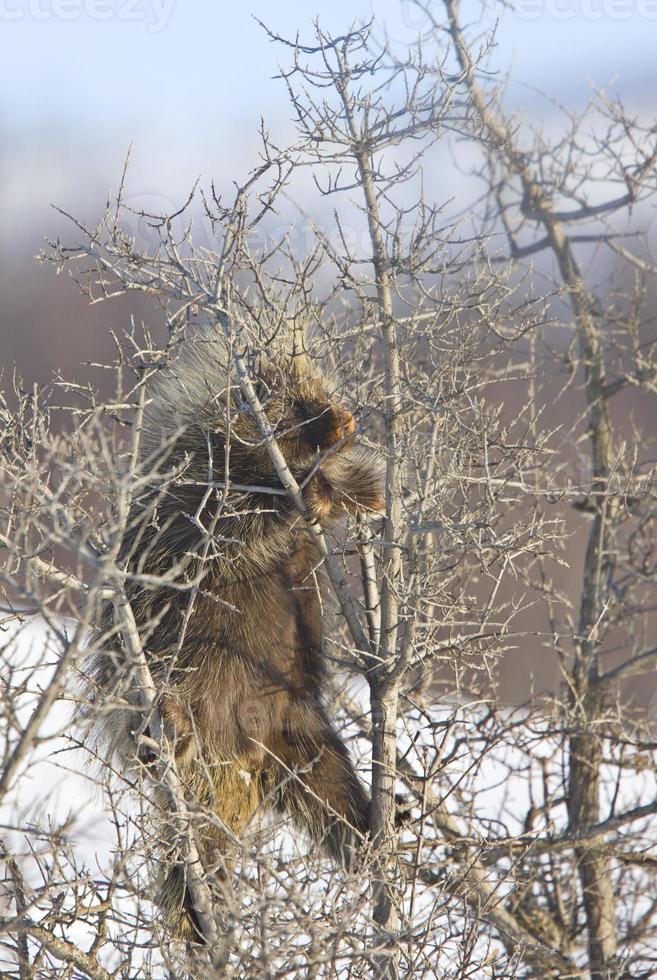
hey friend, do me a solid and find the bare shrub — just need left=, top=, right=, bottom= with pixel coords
left=3, top=4, right=657, bottom=977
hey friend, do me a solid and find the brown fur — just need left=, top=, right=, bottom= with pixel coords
left=82, top=333, right=384, bottom=940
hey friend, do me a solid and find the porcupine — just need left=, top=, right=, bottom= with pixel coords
left=82, top=326, right=385, bottom=941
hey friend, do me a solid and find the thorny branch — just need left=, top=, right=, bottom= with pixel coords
left=2, top=7, right=657, bottom=979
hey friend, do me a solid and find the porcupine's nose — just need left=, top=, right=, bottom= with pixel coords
left=342, top=410, right=356, bottom=438
left=325, top=407, right=355, bottom=447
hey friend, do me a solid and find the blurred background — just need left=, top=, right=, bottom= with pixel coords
left=2, top=0, right=656, bottom=380
left=2, top=0, right=657, bottom=703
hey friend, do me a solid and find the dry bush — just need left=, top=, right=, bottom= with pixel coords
left=2, top=4, right=657, bottom=977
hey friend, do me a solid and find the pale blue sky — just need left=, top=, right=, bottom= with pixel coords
left=1, top=0, right=655, bottom=138
left=0, top=0, right=655, bottom=244
left=0, top=0, right=655, bottom=381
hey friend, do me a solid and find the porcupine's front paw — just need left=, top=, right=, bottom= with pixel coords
left=394, top=793, right=414, bottom=827
left=303, top=468, right=336, bottom=522
left=304, top=448, right=386, bottom=521
left=363, top=794, right=414, bottom=836
left=325, top=446, right=386, bottom=516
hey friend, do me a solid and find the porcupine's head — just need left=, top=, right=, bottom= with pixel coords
left=141, top=327, right=358, bottom=484
left=233, top=351, right=357, bottom=474
left=130, top=323, right=382, bottom=577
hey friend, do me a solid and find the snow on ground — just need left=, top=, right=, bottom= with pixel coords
left=1, top=615, right=115, bottom=860
left=3, top=616, right=657, bottom=975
